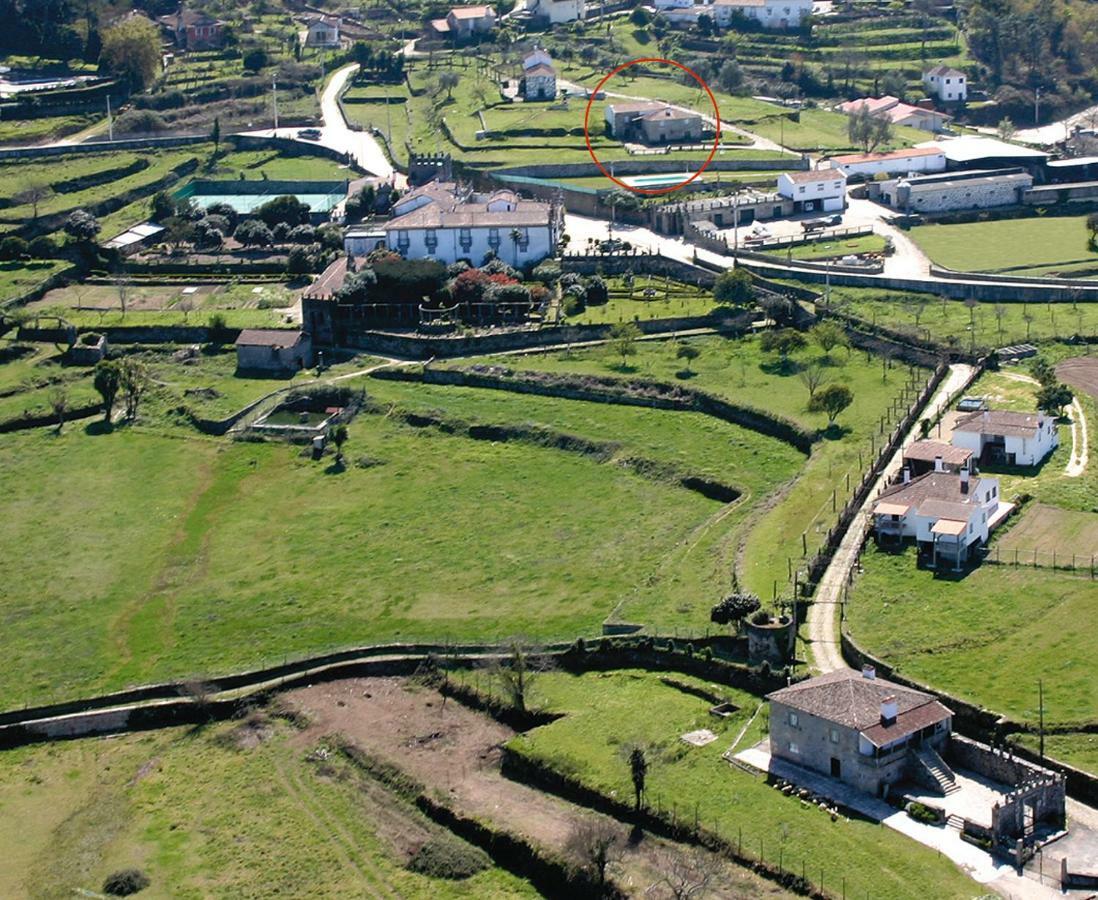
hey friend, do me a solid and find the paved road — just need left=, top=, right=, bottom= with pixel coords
left=238, top=64, right=395, bottom=180
left=805, top=363, right=975, bottom=674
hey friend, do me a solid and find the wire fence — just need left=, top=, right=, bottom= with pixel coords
left=984, top=545, right=1098, bottom=576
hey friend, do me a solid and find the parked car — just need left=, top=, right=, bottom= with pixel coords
left=298, top=128, right=321, bottom=141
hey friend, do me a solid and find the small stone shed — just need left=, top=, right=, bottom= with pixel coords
left=235, top=329, right=313, bottom=372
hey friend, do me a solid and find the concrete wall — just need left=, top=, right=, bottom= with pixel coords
left=0, top=134, right=208, bottom=161
left=492, top=157, right=806, bottom=180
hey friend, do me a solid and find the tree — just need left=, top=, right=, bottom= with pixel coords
left=717, top=59, right=743, bottom=94
left=630, top=5, right=650, bottom=25
left=810, top=321, right=847, bottom=358
left=330, top=423, right=348, bottom=464
left=437, top=70, right=460, bottom=100
left=809, top=382, right=854, bottom=424
left=162, top=216, right=195, bottom=254
left=256, top=195, right=311, bottom=229
left=509, top=228, right=523, bottom=268
left=93, top=360, right=122, bottom=424
left=649, top=846, right=722, bottom=900
left=759, top=328, right=807, bottom=364
left=608, top=321, right=641, bottom=368
left=676, top=341, right=700, bottom=374
left=1036, top=382, right=1073, bottom=416
left=150, top=191, right=177, bottom=222
left=710, top=591, right=760, bottom=633
left=997, top=116, right=1016, bottom=141
left=491, top=641, right=547, bottom=714
left=564, top=819, right=623, bottom=887
left=846, top=104, right=892, bottom=153
left=243, top=47, right=270, bottom=71
left=712, top=268, right=754, bottom=305
left=48, top=386, right=68, bottom=434
left=119, top=358, right=149, bottom=421
left=0, top=236, right=27, bottom=261
left=101, top=17, right=161, bottom=91
left=798, top=360, right=830, bottom=400
left=1031, top=356, right=1057, bottom=387
left=628, top=746, right=647, bottom=810
left=234, top=220, right=273, bottom=247
left=64, top=209, right=101, bottom=243
left=13, top=183, right=52, bottom=219
left=211, top=116, right=221, bottom=152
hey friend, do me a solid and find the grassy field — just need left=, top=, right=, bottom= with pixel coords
left=0, top=718, right=534, bottom=898
left=500, top=668, right=980, bottom=900
left=997, top=504, right=1098, bottom=559
left=448, top=334, right=927, bottom=601
left=0, top=389, right=759, bottom=706
left=908, top=215, right=1096, bottom=276
left=846, top=545, right=1098, bottom=727
left=0, top=260, right=72, bottom=304
left=761, top=234, right=887, bottom=261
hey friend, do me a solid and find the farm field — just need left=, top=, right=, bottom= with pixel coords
left=0, top=260, right=72, bottom=303
left=845, top=545, right=1098, bottom=727
left=908, top=215, right=1095, bottom=276
left=0, top=716, right=534, bottom=899
left=447, top=333, right=927, bottom=600
left=996, top=503, right=1098, bottom=561
left=0, top=390, right=751, bottom=707
left=502, top=668, right=981, bottom=900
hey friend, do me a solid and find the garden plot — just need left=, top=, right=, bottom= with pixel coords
left=997, top=503, right=1098, bottom=560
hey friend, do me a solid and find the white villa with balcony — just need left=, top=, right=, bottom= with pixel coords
left=951, top=409, right=1059, bottom=467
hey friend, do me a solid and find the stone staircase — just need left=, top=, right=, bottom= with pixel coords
left=914, top=744, right=961, bottom=796
left=945, top=813, right=965, bottom=830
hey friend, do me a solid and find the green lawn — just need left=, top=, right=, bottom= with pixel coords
left=502, top=668, right=981, bottom=900
left=205, top=148, right=356, bottom=182
left=0, top=720, right=533, bottom=898
left=448, top=334, right=927, bottom=601
left=761, top=234, right=887, bottom=262
left=846, top=545, right=1098, bottom=727
left=908, top=215, right=1096, bottom=276
left=0, top=260, right=71, bottom=304
left=0, top=400, right=738, bottom=707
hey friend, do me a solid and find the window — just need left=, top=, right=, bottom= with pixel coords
left=788, top=742, right=799, bottom=754
left=798, top=186, right=805, bottom=194
left=829, top=728, right=840, bottom=744
left=788, top=711, right=798, bottom=726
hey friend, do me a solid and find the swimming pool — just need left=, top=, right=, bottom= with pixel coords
left=622, top=172, right=701, bottom=188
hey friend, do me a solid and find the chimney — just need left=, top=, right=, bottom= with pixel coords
left=902, top=467, right=911, bottom=484
left=983, top=409, right=990, bottom=424
left=881, top=696, right=898, bottom=726
left=934, top=455, right=944, bottom=473
left=960, top=469, right=970, bottom=494
left=862, top=664, right=876, bottom=680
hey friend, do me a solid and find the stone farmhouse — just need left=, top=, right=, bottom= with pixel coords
left=525, top=0, right=586, bottom=25
left=777, top=169, right=846, bottom=213
left=872, top=468, right=1004, bottom=569
left=380, top=181, right=562, bottom=266
left=837, top=96, right=952, bottom=133
left=235, top=329, right=313, bottom=372
left=824, top=146, right=947, bottom=180
left=521, top=50, right=557, bottom=101
left=923, top=65, right=967, bottom=103
left=768, top=667, right=953, bottom=796
left=156, top=6, right=226, bottom=50
left=952, top=409, right=1060, bottom=467
left=604, top=101, right=704, bottom=144
left=430, top=5, right=498, bottom=41
left=304, top=15, right=341, bottom=48
left=871, top=168, right=1033, bottom=213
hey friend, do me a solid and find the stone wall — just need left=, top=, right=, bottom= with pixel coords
left=0, top=133, right=209, bottom=161
left=492, top=157, right=806, bottom=180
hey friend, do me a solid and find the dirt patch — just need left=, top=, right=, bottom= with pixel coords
left=997, top=503, right=1098, bottom=558
left=1058, top=357, right=1098, bottom=401
left=285, top=676, right=791, bottom=899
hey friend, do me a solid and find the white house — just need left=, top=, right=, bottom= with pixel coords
left=709, top=0, right=814, bottom=29
left=825, top=146, right=947, bottom=180
left=923, top=65, right=967, bottom=103
left=873, top=469, right=1002, bottom=569
left=381, top=182, right=562, bottom=266
left=304, top=15, right=341, bottom=48
left=951, top=409, right=1059, bottom=467
left=525, top=0, right=585, bottom=24
left=654, top=0, right=693, bottom=9
left=777, top=169, right=846, bottom=212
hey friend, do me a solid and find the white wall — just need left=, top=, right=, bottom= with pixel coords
left=710, top=0, right=812, bottom=28
left=387, top=223, right=556, bottom=266
left=777, top=172, right=846, bottom=203
left=832, top=153, right=946, bottom=179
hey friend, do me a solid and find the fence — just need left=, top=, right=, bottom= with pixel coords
left=985, top=545, right=1098, bottom=575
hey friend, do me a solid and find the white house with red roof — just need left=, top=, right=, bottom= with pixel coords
left=837, top=96, right=952, bottom=133
left=951, top=409, right=1059, bottom=467
left=825, top=146, right=947, bottom=179
left=430, top=5, right=498, bottom=40
left=777, top=169, right=847, bottom=212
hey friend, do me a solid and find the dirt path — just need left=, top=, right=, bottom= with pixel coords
left=805, top=364, right=974, bottom=673
left=286, top=677, right=791, bottom=899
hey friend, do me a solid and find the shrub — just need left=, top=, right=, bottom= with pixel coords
left=288, top=224, right=315, bottom=244
left=0, top=235, right=27, bottom=260
left=113, top=109, right=168, bottom=135
left=906, top=801, right=942, bottom=825
left=80, top=332, right=102, bottom=346
left=406, top=834, right=490, bottom=879
left=586, top=274, right=608, bottom=305
left=233, top=219, right=273, bottom=247
left=243, top=47, right=269, bottom=71
left=28, top=235, right=56, bottom=258
left=208, top=313, right=228, bottom=331
left=750, top=609, right=771, bottom=626
left=256, top=195, right=311, bottom=229
left=103, top=869, right=150, bottom=896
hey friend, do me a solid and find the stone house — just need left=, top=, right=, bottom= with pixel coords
left=872, top=168, right=1033, bottom=213
left=777, top=169, right=846, bottom=213
left=872, top=469, right=1003, bottom=569
left=923, top=65, right=967, bottom=103
left=156, top=6, right=226, bottom=50
left=523, top=61, right=557, bottom=102
left=304, top=15, right=341, bottom=48
left=429, top=5, right=498, bottom=41
left=235, top=329, right=313, bottom=372
left=604, top=101, right=703, bottom=144
left=768, top=667, right=953, bottom=797
left=952, top=409, right=1060, bottom=467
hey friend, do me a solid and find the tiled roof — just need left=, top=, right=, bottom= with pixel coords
left=382, top=200, right=552, bottom=229
left=608, top=100, right=665, bottom=115
left=784, top=169, right=846, bottom=184
left=394, top=180, right=458, bottom=211
left=954, top=409, right=1046, bottom=438
left=304, top=256, right=352, bottom=300
left=874, top=471, right=987, bottom=521
left=236, top=329, right=306, bottom=349
left=925, top=65, right=965, bottom=78
left=768, top=670, right=951, bottom=746
left=830, top=147, right=944, bottom=165
left=159, top=8, right=222, bottom=28
left=524, top=63, right=556, bottom=77
left=450, top=5, right=494, bottom=18
left=903, top=440, right=973, bottom=465
left=639, top=106, right=701, bottom=121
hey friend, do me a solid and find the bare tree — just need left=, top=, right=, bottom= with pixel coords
left=48, top=386, right=69, bottom=434
left=647, top=846, right=723, bottom=899
left=177, top=296, right=195, bottom=322
left=564, top=818, right=624, bottom=887
left=491, top=640, right=551, bottom=714
left=798, top=360, right=831, bottom=400
left=14, top=183, right=53, bottom=219
left=994, top=303, right=1008, bottom=343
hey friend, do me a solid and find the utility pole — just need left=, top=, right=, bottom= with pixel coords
left=1034, top=87, right=1041, bottom=127
left=272, top=76, right=279, bottom=134
left=106, top=95, right=113, bottom=142
left=826, top=258, right=833, bottom=305
left=1038, top=679, right=1045, bottom=759
left=732, top=190, right=740, bottom=262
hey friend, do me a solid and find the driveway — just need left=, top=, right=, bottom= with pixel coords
left=237, top=64, right=395, bottom=180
